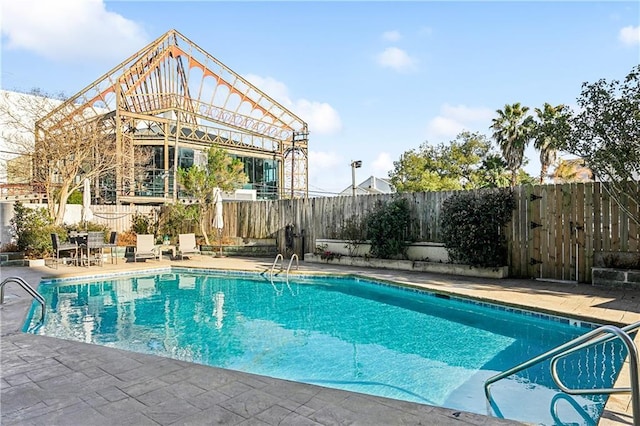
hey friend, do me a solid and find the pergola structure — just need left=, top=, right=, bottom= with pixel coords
left=36, top=29, right=308, bottom=204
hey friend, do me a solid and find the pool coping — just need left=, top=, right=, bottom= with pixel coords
left=4, top=257, right=640, bottom=425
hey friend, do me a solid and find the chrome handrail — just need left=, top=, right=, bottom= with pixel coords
left=270, top=253, right=284, bottom=277
left=0, top=276, right=46, bottom=322
left=286, top=254, right=299, bottom=278
left=550, top=393, right=596, bottom=426
left=551, top=321, right=640, bottom=395
left=269, top=274, right=283, bottom=296
left=484, top=322, right=640, bottom=425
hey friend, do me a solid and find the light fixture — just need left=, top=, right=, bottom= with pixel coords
left=351, top=160, right=362, bottom=197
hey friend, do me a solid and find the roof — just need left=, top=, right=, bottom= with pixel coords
left=339, top=175, right=396, bottom=196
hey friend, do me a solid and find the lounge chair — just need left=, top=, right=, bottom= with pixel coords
left=177, top=233, right=200, bottom=260
left=134, top=234, right=159, bottom=262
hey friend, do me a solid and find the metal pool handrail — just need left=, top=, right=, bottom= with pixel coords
left=551, top=321, right=640, bottom=395
left=550, top=393, right=596, bottom=426
left=484, top=322, right=640, bottom=425
left=270, top=253, right=284, bottom=277
left=0, top=276, right=46, bottom=322
left=286, top=254, right=298, bottom=278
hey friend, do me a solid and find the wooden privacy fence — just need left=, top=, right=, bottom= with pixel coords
left=207, top=190, right=457, bottom=251
left=509, top=182, right=640, bottom=283
left=77, top=182, right=640, bottom=283
left=215, top=182, right=640, bottom=283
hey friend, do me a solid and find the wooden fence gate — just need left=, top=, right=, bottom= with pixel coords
left=509, top=182, right=639, bottom=283
left=528, top=184, right=588, bottom=283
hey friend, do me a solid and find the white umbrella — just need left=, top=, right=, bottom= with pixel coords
left=82, top=178, right=93, bottom=223
left=211, top=187, right=224, bottom=257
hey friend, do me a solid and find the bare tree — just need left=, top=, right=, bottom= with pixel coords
left=0, top=89, right=64, bottom=186
left=1, top=89, right=118, bottom=225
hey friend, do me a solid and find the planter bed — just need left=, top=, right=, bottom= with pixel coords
left=304, top=253, right=508, bottom=279
left=315, top=239, right=449, bottom=263
left=200, top=244, right=278, bottom=257
left=0, top=252, right=27, bottom=267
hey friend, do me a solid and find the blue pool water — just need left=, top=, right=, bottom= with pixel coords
left=24, top=269, right=628, bottom=425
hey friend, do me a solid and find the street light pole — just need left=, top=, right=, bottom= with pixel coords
left=351, top=160, right=362, bottom=197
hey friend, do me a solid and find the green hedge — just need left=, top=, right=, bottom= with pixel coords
left=441, top=189, right=515, bottom=267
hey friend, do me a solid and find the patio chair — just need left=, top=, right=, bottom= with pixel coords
left=51, top=233, right=78, bottom=268
left=103, top=231, right=118, bottom=264
left=134, top=234, right=159, bottom=262
left=84, top=231, right=105, bottom=267
left=177, top=233, right=200, bottom=260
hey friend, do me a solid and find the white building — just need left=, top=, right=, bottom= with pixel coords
left=339, top=176, right=395, bottom=196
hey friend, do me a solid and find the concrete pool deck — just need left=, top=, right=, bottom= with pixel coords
left=2, top=255, right=639, bottom=425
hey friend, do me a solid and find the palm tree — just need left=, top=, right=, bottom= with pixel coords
left=490, top=103, right=536, bottom=187
left=477, top=154, right=510, bottom=188
left=533, top=103, right=570, bottom=184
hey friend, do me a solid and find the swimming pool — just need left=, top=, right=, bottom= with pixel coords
left=23, top=268, right=628, bottom=425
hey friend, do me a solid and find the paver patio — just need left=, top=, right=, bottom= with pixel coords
left=2, top=255, right=639, bottom=425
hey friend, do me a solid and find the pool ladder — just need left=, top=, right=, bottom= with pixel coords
left=484, top=321, right=640, bottom=425
left=270, top=253, right=299, bottom=278
left=0, top=276, right=46, bottom=323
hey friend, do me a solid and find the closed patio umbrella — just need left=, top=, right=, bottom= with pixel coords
left=82, top=178, right=93, bottom=224
left=212, top=187, right=224, bottom=257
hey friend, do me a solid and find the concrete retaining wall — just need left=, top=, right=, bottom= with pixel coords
left=305, top=253, right=508, bottom=279
left=315, top=239, right=449, bottom=263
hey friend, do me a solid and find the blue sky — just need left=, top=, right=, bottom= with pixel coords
left=2, top=1, right=639, bottom=196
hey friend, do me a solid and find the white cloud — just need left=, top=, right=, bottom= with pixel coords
left=307, top=149, right=350, bottom=195
left=375, top=47, right=417, bottom=73
left=426, top=116, right=465, bottom=140
left=1, top=0, right=149, bottom=62
left=309, top=150, right=343, bottom=170
left=425, top=104, right=494, bottom=141
left=619, top=25, right=640, bottom=46
left=243, top=74, right=293, bottom=105
left=381, top=30, right=402, bottom=42
left=245, top=74, right=342, bottom=136
left=440, top=104, right=495, bottom=122
left=294, top=100, right=342, bottom=135
left=372, top=152, right=394, bottom=175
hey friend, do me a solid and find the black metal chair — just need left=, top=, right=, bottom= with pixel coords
left=103, top=231, right=118, bottom=264
left=51, top=233, right=78, bottom=268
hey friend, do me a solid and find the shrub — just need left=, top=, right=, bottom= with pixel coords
left=0, top=242, right=20, bottom=253
left=602, top=253, right=640, bottom=270
left=158, top=203, right=198, bottom=240
left=118, top=231, right=137, bottom=247
left=131, top=211, right=152, bottom=235
left=441, top=189, right=515, bottom=267
left=366, top=198, right=412, bottom=259
left=66, top=221, right=110, bottom=238
left=339, top=216, right=367, bottom=257
left=314, top=244, right=341, bottom=262
left=9, top=202, right=64, bottom=258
